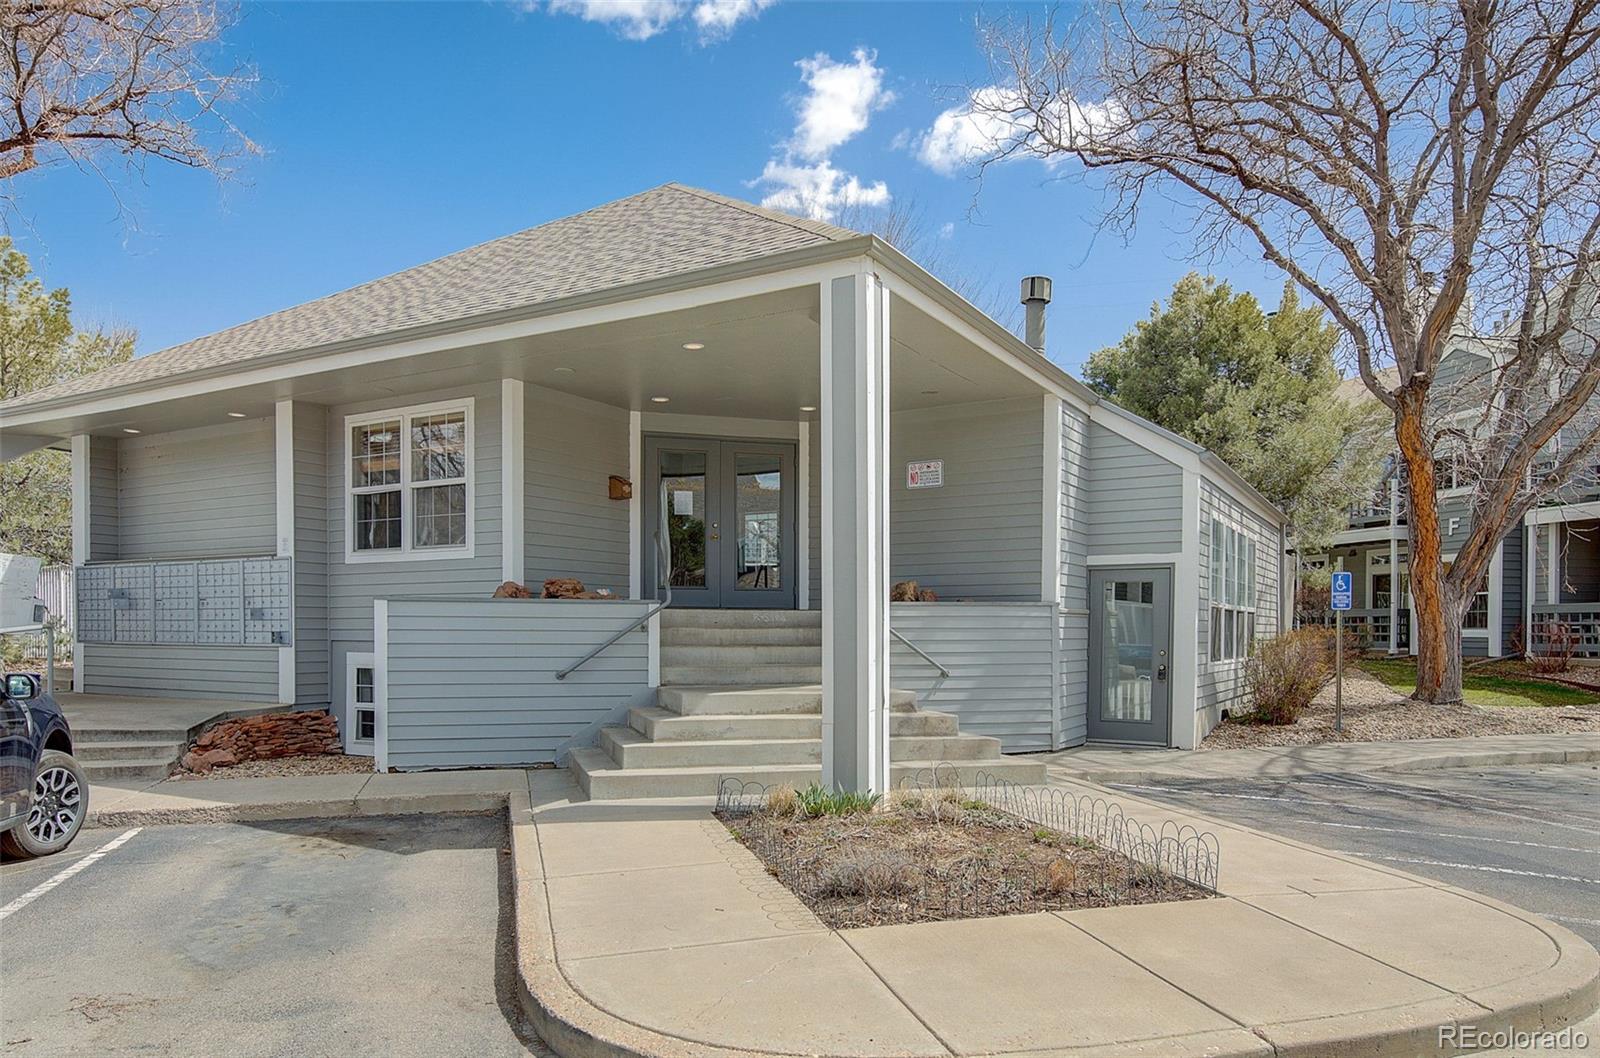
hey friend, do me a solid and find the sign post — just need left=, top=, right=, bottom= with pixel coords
left=1330, top=571, right=1353, bottom=732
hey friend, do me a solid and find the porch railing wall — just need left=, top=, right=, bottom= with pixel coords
left=379, top=597, right=655, bottom=770
left=1530, top=604, right=1600, bottom=658
left=889, top=602, right=1058, bottom=753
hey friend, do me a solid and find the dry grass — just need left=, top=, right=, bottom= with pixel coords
left=718, top=793, right=1210, bottom=929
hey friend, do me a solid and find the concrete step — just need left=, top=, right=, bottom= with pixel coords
left=71, top=739, right=185, bottom=763
left=599, top=728, right=1007, bottom=769
left=80, top=757, right=176, bottom=782
left=660, top=665, right=823, bottom=686
left=659, top=645, right=821, bottom=667
left=600, top=727, right=820, bottom=768
left=659, top=609, right=821, bottom=629
left=657, top=685, right=918, bottom=715
left=70, top=726, right=192, bottom=743
left=627, top=707, right=959, bottom=741
left=569, top=752, right=1046, bottom=801
left=660, top=626, right=824, bottom=647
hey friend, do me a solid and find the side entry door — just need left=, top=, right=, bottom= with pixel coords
left=1087, top=567, right=1172, bottom=745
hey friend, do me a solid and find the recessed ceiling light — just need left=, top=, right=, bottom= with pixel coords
left=226, top=411, right=247, bottom=418
left=800, top=405, right=817, bottom=413
left=553, top=366, right=575, bottom=376
left=681, top=341, right=705, bottom=351
left=122, top=427, right=141, bottom=434
left=650, top=395, right=671, bottom=403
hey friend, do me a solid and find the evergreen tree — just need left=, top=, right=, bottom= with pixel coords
left=1085, top=275, right=1385, bottom=552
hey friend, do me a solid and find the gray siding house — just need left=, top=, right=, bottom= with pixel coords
left=2, top=185, right=1287, bottom=793
left=1317, top=342, right=1600, bottom=659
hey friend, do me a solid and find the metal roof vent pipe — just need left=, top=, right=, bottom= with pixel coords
left=1021, top=275, right=1052, bottom=354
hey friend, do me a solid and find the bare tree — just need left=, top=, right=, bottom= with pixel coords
left=0, top=1, right=255, bottom=189
left=975, top=0, right=1600, bottom=703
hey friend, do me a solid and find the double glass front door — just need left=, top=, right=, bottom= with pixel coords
left=643, top=437, right=796, bottom=609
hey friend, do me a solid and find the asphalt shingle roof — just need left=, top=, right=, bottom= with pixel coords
left=4, top=184, right=861, bottom=412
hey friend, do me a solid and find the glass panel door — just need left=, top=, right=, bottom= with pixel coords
left=644, top=439, right=721, bottom=608
left=717, top=443, right=794, bottom=609
left=1088, top=567, right=1172, bottom=744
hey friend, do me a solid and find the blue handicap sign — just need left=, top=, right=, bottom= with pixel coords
left=1330, top=571, right=1353, bottom=611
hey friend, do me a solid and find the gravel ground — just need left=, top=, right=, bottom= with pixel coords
left=168, top=753, right=377, bottom=780
left=1201, top=667, right=1600, bottom=749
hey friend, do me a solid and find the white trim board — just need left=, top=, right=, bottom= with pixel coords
left=1088, top=553, right=1185, bottom=567
left=274, top=400, right=297, bottom=705
left=1526, top=500, right=1600, bottom=525
left=500, top=379, right=526, bottom=585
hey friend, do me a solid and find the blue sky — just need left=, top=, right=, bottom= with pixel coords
left=9, top=0, right=1288, bottom=375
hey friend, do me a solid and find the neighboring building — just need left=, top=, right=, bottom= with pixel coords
left=1313, top=336, right=1599, bottom=660
left=0, top=185, right=1287, bottom=792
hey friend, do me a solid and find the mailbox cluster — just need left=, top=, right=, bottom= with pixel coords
left=77, top=557, right=293, bottom=647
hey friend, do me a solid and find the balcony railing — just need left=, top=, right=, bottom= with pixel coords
left=1529, top=604, right=1600, bottom=658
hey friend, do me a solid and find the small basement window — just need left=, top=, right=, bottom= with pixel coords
left=346, top=399, right=473, bottom=560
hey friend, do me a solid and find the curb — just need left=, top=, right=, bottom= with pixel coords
left=507, top=795, right=1600, bottom=1058
left=1049, top=744, right=1600, bottom=787
left=86, top=791, right=512, bottom=828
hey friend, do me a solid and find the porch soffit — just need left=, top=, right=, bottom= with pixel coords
left=12, top=280, right=1045, bottom=438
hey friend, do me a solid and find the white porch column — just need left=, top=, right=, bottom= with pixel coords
left=1546, top=523, right=1561, bottom=604
left=1388, top=478, right=1399, bottom=654
left=70, top=434, right=89, bottom=689
left=820, top=269, right=891, bottom=793
left=274, top=400, right=297, bottom=705
left=501, top=379, right=527, bottom=586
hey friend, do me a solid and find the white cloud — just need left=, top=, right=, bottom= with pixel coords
left=916, top=85, right=1127, bottom=175
left=543, top=0, right=774, bottom=40
left=754, top=48, right=894, bottom=222
left=692, top=0, right=776, bottom=38
left=788, top=48, right=895, bottom=161
left=938, top=221, right=955, bottom=239
left=758, top=159, right=889, bottom=221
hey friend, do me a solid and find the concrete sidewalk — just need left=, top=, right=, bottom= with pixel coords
left=86, top=767, right=582, bottom=825
left=512, top=777, right=1600, bottom=1058
left=1044, top=731, right=1600, bottom=785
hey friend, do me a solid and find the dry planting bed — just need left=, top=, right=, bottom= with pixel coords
left=168, top=753, right=376, bottom=781
left=1202, top=667, right=1600, bottom=750
left=718, top=791, right=1211, bottom=929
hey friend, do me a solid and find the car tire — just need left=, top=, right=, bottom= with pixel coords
left=0, top=751, right=88, bottom=859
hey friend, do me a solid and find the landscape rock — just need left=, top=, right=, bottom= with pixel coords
left=541, top=578, right=587, bottom=599
left=493, top=580, right=535, bottom=599
left=177, top=710, right=343, bottom=775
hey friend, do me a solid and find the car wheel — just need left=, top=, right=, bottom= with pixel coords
left=0, top=751, right=87, bottom=859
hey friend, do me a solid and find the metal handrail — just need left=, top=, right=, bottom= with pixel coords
left=891, top=627, right=949, bottom=678
left=556, top=485, right=673, bottom=681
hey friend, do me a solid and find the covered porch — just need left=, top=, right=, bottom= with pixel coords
left=1529, top=507, right=1600, bottom=658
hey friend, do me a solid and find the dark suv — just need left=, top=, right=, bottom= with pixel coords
left=1, top=673, right=86, bottom=859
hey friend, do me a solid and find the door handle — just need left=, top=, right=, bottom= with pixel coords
left=1156, top=664, right=1167, bottom=681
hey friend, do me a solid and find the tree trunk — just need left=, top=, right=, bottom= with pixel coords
left=1395, top=391, right=1465, bottom=705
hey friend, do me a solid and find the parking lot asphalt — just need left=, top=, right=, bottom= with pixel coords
left=1101, top=761, right=1600, bottom=950
left=0, top=813, right=545, bottom=1058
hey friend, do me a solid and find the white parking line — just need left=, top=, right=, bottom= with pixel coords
left=1331, top=851, right=1600, bottom=886
left=1283, top=818, right=1600, bottom=857
left=0, top=828, right=143, bottom=921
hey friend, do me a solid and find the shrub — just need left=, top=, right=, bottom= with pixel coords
left=1244, top=627, right=1337, bottom=725
left=1528, top=620, right=1578, bottom=674
left=815, top=850, right=922, bottom=898
left=795, top=783, right=881, bottom=817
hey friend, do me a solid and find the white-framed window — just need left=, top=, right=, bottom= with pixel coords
left=1209, top=517, right=1258, bottom=663
left=345, top=651, right=376, bottom=751
left=345, top=399, right=474, bottom=562
left=1463, top=588, right=1490, bottom=630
